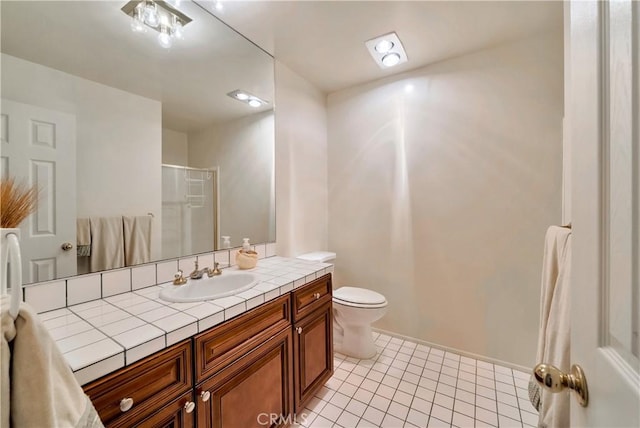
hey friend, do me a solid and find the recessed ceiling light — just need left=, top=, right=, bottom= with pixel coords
left=365, top=32, right=408, bottom=69
left=375, top=39, right=394, bottom=53
left=382, top=53, right=401, bottom=67
left=227, top=90, right=269, bottom=108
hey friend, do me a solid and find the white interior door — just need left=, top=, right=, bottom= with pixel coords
left=569, top=0, right=640, bottom=426
left=0, top=99, right=76, bottom=283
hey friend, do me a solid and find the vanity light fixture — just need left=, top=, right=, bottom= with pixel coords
left=365, top=32, right=408, bottom=69
left=121, top=0, right=192, bottom=49
left=227, top=90, right=268, bottom=108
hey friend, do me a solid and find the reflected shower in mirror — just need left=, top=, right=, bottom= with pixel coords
left=0, top=0, right=275, bottom=284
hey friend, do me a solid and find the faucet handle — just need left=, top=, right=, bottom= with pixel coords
left=207, top=262, right=222, bottom=277
left=173, top=270, right=187, bottom=285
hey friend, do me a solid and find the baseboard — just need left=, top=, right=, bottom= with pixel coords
left=372, top=327, right=531, bottom=374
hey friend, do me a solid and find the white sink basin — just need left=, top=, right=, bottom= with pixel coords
left=159, top=271, right=259, bottom=303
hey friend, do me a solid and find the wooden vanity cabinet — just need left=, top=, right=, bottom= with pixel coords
left=292, top=275, right=334, bottom=411
left=83, top=273, right=334, bottom=428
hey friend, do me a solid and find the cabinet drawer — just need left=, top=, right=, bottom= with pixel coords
left=292, top=274, right=332, bottom=322
left=84, top=340, right=192, bottom=427
left=110, top=390, right=195, bottom=428
left=195, top=294, right=291, bottom=383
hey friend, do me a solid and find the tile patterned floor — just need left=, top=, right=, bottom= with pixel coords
left=295, top=332, right=537, bottom=428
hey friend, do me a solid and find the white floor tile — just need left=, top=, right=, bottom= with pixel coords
left=303, top=334, right=538, bottom=428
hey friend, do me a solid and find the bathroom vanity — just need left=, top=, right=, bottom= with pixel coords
left=82, top=274, right=333, bottom=428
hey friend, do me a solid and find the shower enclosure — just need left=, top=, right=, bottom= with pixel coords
left=161, top=164, right=217, bottom=260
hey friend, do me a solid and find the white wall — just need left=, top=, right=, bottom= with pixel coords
left=1, top=54, right=163, bottom=261
left=162, top=128, right=188, bottom=166
left=274, top=61, right=329, bottom=258
left=327, top=33, right=564, bottom=367
left=188, top=111, right=274, bottom=248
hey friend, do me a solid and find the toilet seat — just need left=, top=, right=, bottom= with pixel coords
left=333, top=287, right=388, bottom=309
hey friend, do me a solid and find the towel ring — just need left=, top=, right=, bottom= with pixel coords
left=2, top=232, right=23, bottom=319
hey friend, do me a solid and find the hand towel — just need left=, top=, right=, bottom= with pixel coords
left=123, top=215, right=152, bottom=267
left=76, top=218, right=91, bottom=257
left=533, top=226, right=572, bottom=428
left=1, top=297, right=104, bottom=427
left=89, top=217, right=125, bottom=272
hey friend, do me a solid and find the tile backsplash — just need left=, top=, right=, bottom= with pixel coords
left=24, top=242, right=277, bottom=314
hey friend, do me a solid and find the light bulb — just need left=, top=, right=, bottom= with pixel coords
left=158, top=26, right=173, bottom=48
left=166, top=0, right=181, bottom=8
left=215, top=1, right=224, bottom=11
left=172, top=18, right=184, bottom=39
left=381, top=53, right=401, bottom=67
left=144, top=2, right=159, bottom=28
left=375, top=39, right=394, bottom=53
left=131, top=3, right=146, bottom=32
left=235, top=92, right=249, bottom=100
left=248, top=99, right=262, bottom=108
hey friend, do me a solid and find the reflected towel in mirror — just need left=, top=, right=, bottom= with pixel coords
left=123, top=215, right=152, bottom=267
left=89, top=217, right=125, bottom=272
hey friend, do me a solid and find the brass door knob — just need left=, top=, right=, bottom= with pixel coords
left=61, top=242, right=73, bottom=251
left=534, top=363, right=589, bottom=407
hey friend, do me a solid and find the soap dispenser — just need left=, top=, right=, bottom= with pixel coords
left=222, top=236, right=231, bottom=249
left=236, top=237, right=258, bottom=269
left=242, top=238, right=251, bottom=251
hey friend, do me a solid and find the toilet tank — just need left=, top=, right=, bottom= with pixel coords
left=296, top=251, right=336, bottom=263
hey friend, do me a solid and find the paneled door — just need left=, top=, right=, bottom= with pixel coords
left=1, top=99, right=76, bottom=283
left=569, top=0, right=640, bottom=425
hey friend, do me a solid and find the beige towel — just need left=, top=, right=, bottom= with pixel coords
left=534, top=226, right=572, bottom=428
left=89, top=217, right=125, bottom=272
left=77, top=218, right=91, bottom=257
left=123, top=216, right=152, bottom=267
left=1, top=297, right=104, bottom=427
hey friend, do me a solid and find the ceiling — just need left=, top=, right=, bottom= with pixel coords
left=205, top=0, right=564, bottom=93
left=1, top=0, right=563, bottom=129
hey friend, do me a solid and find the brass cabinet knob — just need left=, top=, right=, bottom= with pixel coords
left=200, top=390, right=211, bottom=402
left=296, top=327, right=303, bottom=334
left=314, top=292, right=321, bottom=299
left=534, top=363, right=589, bottom=407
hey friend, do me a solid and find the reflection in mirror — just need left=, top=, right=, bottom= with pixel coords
left=0, top=0, right=275, bottom=285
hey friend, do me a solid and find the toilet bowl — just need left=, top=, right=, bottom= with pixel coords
left=296, top=251, right=388, bottom=360
left=332, top=287, right=387, bottom=359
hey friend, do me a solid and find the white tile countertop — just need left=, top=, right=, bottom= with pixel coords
left=38, top=256, right=334, bottom=385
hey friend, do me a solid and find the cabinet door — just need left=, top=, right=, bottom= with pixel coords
left=113, top=391, right=195, bottom=428
left=293, top=303, right=333, bottom=411
left=197, top=328, right=294, bottom=428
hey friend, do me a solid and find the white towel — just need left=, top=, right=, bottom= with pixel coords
left=535, top=226, right=572, bottom=428
left=89, top=217, right=125, bottom=272
left=1, top=297, right=104, bottom=427
left=123, top=215, right=152, bottom=267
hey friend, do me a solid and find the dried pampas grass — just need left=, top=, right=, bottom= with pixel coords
left=1, top=178, right=39, bottom=228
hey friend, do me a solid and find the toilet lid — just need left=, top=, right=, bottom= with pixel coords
left=333, top=287, right=387, bottom=306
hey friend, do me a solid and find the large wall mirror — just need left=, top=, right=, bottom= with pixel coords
left=0, top=0, right=275, bottom=285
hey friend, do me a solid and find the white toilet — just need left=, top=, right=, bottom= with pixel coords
left=297, top=252, right=388, bottom=360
